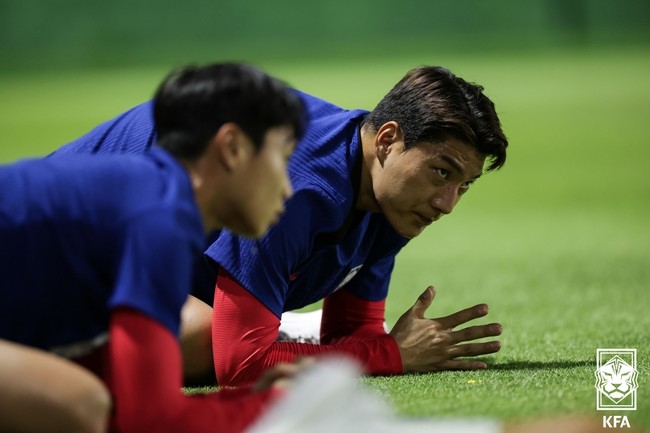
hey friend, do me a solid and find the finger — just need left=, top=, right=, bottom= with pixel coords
left=266, top=362, right=301, bottom=381
left=294, top=356, right=317, bottom=369
left=448, top=341, right=502, bottom=358
left=410, top=286, right=436, bottom=319
left=449, top=323, right=502, bottom=344
left=435, top=303, right=489, bottom=329
left=253, top=363, right=297, bottom=392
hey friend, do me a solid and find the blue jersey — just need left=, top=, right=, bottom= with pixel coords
left=54, top=101, right=218, bottom=303
left=54, top=92, right=410, bottom=317
left=56, top=101, right=157, bottom=156
left=208, top=93, right=409, bottom=316
left=0, top=148, right=203, bottom=356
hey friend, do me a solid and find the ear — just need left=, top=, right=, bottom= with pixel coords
left=208, top=122, right=250, bottom=171
left=374, top=121, right=402, bottom=164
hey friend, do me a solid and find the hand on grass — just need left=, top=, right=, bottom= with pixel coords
left=389, top=286, right=502, bottom=373
left=252, top=358, right=315, bottom=392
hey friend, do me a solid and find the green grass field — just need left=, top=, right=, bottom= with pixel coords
left=1, top=46, right=648, bottom=428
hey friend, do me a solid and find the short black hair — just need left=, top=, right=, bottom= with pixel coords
left=153, top=62, right=306, bottom=160
left=363, top=66, right=508, bottom=172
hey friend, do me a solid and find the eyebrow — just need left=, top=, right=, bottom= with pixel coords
left=440, top=155, right=483, bottom=181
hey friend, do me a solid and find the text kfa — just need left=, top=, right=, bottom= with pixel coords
left=603, top=415, right=631, bottom=428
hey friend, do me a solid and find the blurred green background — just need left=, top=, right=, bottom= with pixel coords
left=1, top=0, right=649, bottom=160
left=1, top=0, right=649, bottom=427
left=1, top=0, right=649, bottom=71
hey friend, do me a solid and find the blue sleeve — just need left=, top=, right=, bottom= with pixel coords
left=344, top=255, right=397, bottom=301
left=109, top=209, right=198, bottom=336
left=53, top=101, right=156, bottom=156
left=343, top=218, right=408, bottom=301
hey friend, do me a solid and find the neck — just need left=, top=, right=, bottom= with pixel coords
left=182, top=158, right=222, bottom=234
left=356, top=125, right=381, bottom=213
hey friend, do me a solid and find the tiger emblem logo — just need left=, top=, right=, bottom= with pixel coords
left=595, top=355, right=638, bottom=404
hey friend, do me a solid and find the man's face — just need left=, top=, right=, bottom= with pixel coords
left=224, top=126, right=296, bottom=238
left=372, top=137, right=485, bottom=238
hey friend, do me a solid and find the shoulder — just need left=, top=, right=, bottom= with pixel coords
left=295, top=90, right=348, bottom=117
left=289, top=91, right=367, bottom=209
left=54, top=101, right=156, bottom=156
left=120, top=148, right=198, bottom=220
left=4, top=150, right=195, bottom=225
left=294, top=90, right=368, bottom=134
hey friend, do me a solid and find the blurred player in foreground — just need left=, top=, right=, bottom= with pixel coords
left=248, top=356, right=640, bottom=433
left=0, top=63, right=305, bottom=433
left=55, top=65, right=508, bottom=386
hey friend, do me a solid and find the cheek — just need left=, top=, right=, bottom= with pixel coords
left=376, top=168, right=422, bottom=207
left=262, top=159, right=286, bottom=194
left=376, top=179, right=402, bottom=205
left=375, top=164, right=402, bottom=198
left=251, top=161, right=285, bottom=205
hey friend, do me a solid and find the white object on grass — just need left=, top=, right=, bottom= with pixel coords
left=278, top=309, right=390, bottom=344
left=278, top=310, right=323, bottom=344
left=246, top=357, right=502, bottom=433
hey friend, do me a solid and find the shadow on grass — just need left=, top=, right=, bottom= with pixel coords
left=489, top=360, right=594, bottom=371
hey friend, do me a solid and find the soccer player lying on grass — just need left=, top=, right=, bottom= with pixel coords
left=55, top=65, right=508, bottom=387
left=0, top=63, right=305, bottom=433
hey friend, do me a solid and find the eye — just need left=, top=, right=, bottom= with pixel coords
left=433, top=168, right=449, bottom=179
left=460, top=179, right=475, bottom=192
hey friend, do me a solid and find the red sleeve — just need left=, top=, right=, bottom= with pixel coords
left=320, top=288, right=389, bottom=343
left=107, top=308, right=279, bottom=433
left=212, top=269, right=403, bottom=387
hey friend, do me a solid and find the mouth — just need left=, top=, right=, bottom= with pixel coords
left=414, top=212, right=438, bottom=226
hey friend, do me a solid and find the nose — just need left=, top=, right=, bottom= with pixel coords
left=431, top=185, right=458, bottom=215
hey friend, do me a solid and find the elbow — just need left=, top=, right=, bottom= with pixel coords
left=217, top=364, right=258, bottom=387
left=60, top=380, right=112, bottom=433
left=216, top=353, right=268, bottom=387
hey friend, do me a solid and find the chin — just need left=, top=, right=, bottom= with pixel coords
left=401, top=227, right=424, bottom=239
left=245, top=219, right=276, bottom=239
left=392, top=221, right=425, bottom=239
left=239, top=226, right=267, bottom=239
left=251, top=226, right=271, bottom=238
left=224, top=221, right=260, bottom=239
left=221, top=212, right=272, bottom=238
left=383, top=210, right=426, bottom=239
